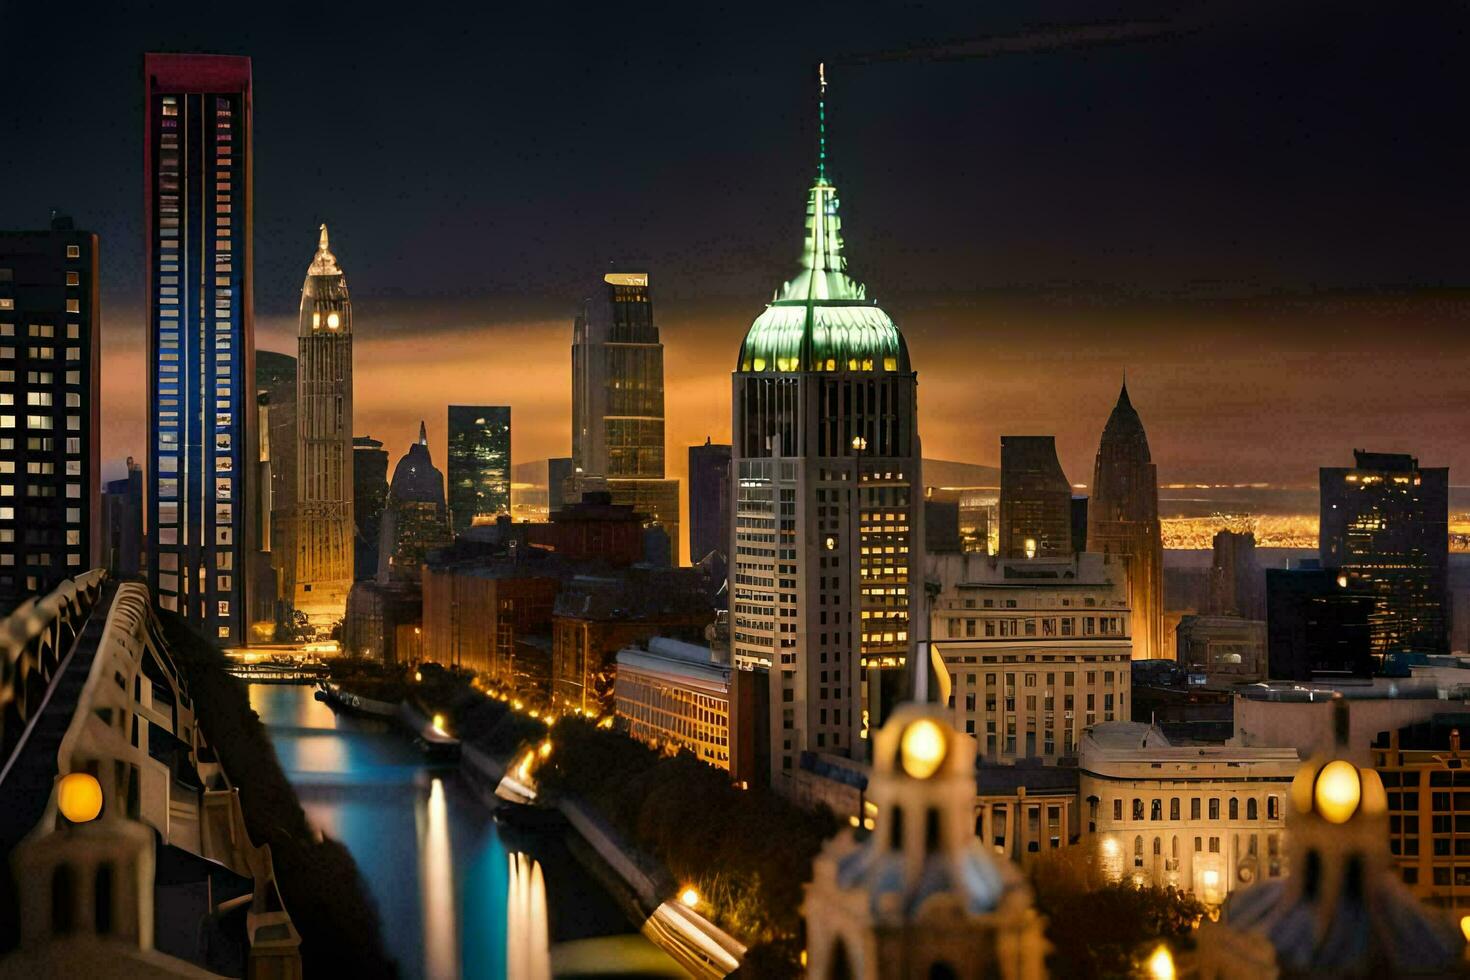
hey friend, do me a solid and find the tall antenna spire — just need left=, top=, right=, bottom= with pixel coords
left=817, top=61, right=828, bottom=182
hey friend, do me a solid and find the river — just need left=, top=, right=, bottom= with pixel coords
left=246, top=683, right=682, bottom=979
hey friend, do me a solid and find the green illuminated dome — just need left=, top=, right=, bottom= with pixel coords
left=738, top=175, right=910, bottom=375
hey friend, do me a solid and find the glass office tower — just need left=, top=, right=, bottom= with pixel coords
left=144, top=54, right=257, bottom=644
left=447, top=405, right=511, bottom=535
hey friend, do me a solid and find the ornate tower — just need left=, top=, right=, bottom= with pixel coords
left=730, top=66, right=922, bottom=787
left=293, top=225, right=354, bottom=627
left=1086, top=383, right=1162, bottom=660
left=805, top=704, right=1048, bottom=979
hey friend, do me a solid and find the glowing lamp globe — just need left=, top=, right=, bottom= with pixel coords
left=58, top=772, right=103, bottom=823
left=679, top=887, right=700, bottom=908
left=1147, top=944, right=1176, bottom=980
left=1314, top=759, right=1362, bottom=824
left=899, top=719, right=947, bottom=780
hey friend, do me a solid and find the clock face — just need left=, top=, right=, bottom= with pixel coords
left=327, top=311, right=341, bottom=330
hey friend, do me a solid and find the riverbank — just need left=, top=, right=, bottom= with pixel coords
left=160, top=614, right=397, bottom=977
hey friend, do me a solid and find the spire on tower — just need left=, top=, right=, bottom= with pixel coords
left=307, top=222, right=341, bottom=277
left=817, top=62, right=828, bottom=182
left=319, top=223, right=329, bottom=251
left=418, top=420, right=428, bottom=446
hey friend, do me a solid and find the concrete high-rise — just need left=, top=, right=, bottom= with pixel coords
left=731, top=71, right=921, bottom=788
left=571, top=271, right=679, bottom=564
left=144, top=54, right=257, bottom=643
left=447, top=405, right=510, bottom=535
left=998, top=436, right=1071, bottom=560
left=688, top=438, right=730, bottom=563
left=1086, top=383, right=1163, bottom=660
left=292, top=226, right=354, bottom=626
left=1320, top=450, right=1449, bottom=655
left=353, top=436, right=388, bottom=581
left=0, top=214, right=101, bottom=609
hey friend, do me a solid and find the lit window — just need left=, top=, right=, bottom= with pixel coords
left=65, top=272, right=79, bottom=286
left=66, top=246, right=79, bottom=259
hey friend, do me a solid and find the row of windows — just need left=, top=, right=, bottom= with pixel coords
left=1112, top=795, right=1282, bottom=822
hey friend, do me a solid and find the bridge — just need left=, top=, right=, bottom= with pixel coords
left=0, top=572, right=301, bottom=978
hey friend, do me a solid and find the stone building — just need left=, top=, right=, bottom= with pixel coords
left=614, top=636, right=733, bottom=769
left=1078, top=721, right=1298, bottom=905
left=377, top=422, right=450, bottom=584
left=928, top=551, right=1131, bottom=763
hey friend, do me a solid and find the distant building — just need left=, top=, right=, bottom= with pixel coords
left=1176, top=615, right=1266, bottom=683
left=571, top=270, right=679, bottom=564
left=1320, top=450, right=1449, bottom=656
left=258, top=350, right=296, bottom=622
left=0, top=214, right=101, bottom=610
left=1371, top=714, right=1470, bottom=911
left=615, top=636, right=733, bottom=769
left=1130, top=659, right=1235, bottom=744
left=1079, top=721, right=1297, bottom=904
left=456, top=492, right=646, bottom=566
left=548, top=456, right=573, bottom=515
left=342, top=579, right=421, bottom=664
left=352, top=436, right=388, bottom=581
left=292, top=226, right=355, bottom=627
left=377, top=422, right=450, bottom=584
left=924, top=484, right=996, bottom=555
left=144, top=53, right=258, bottom=644
left=551, top=569, right=714, bottom=717
left=687, top=438, right=730, bottom=564
left=804, top=704, right=1049, bottom=979
left=730, top=130, right=921, bottom=789
left=101, top=458, right=144, bottom=576
left=1265, top=564, right=1374, bottom=679
left=1210, top=529, right=1265, bottom=619
left=447, top=405, right=511, bottom=534
left=922, top=489, right=963, bottom=554
left=999, top=436, right=1072, bottom=560
left=1087, top=383, right=1163, bottom=661
left=928, top=551, right=1131, bottom=763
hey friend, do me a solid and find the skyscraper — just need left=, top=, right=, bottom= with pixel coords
left=378, top=422, right=450, bottom=583
left=731, top=69, right=921, bottom=786
left=0, top=213, right=100, bottom=609
left=1210, top=529, right=1265, bottom=620
left=998, top=436, right=1072, bottom=560
left=102, top=458, right=144, bottom=576
left=1320, top=450, right=1449, bottom=655
left=447, top=405, right=511, bottom=535
left=571, top=270, right=679, bottom=564
left=1086, top=383, right=1164, bottom=660
left=352, top=435, right=388, bottom=581
left=688, top=438, right=731, bottom=563
left=144, top=54, right=257, bottom=643
left=292, top=226, right=353, bottom=626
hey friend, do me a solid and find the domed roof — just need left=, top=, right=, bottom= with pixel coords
left=390, top=422, right=445, bottom=505
left=737, top=74, right=909, bottom=376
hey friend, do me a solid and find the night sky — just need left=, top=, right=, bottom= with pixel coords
left=4, top=0, right=1470, bottom=521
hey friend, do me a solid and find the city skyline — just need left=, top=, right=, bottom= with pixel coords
left=7, top=4, right=1470, bottom=523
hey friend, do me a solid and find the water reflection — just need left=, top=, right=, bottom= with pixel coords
left=246, top=683, right=670, bottom=980
left=506, top=853, right=551, bottom=980
left=419, top=778, right=458, bottom=980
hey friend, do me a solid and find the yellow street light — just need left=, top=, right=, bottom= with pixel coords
left=1460, top=915, right=1470, bottom=943
left=538, top=740, right=552, bottom=759
left=414, top=670, right=423, bottom=682
left=431, top=713, right=447, bottom=735
left=58, top=772, right=103, bottom=823
left=679, top=886, right=700, bottom=909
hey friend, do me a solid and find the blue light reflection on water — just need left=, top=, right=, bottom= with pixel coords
left=247, top=683, right=507, bottom=979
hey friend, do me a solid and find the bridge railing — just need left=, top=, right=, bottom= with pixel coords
left=0, top=570, right=108, bottom=769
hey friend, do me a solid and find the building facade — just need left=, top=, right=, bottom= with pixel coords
left=1371, top=714, right=1470, bottom=911
left=1086, top=384, right=1163, bottom=661
left=571, top=270, right=679, bottom=564
left=998, top=436, right=1071, bottom=560
left=1265, top=564, right=1374, bottom=679
left=144, top=53, right=257, bottom=643
left=447, top=405, right=511, bottom=535
left=257, top=350, right=295, bottom=627
left=1079, top=721, right=1298, bottom=904
left=292, top=225, right=354, bottom=625
left=0, top=215, right=100, bottom=608
left=352, top=435, right=388, bottom=581
left=730, top=108, right=921, bottom=788
left=1209, top=529, right=1264, bottom=619
left=928, top=551, right=1131, bottom=763
left=1320, top=450, right=1449, bottom=656
left=688, top=438, right=731, bottom=564
left=615, top=636, right=733, bottom=770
